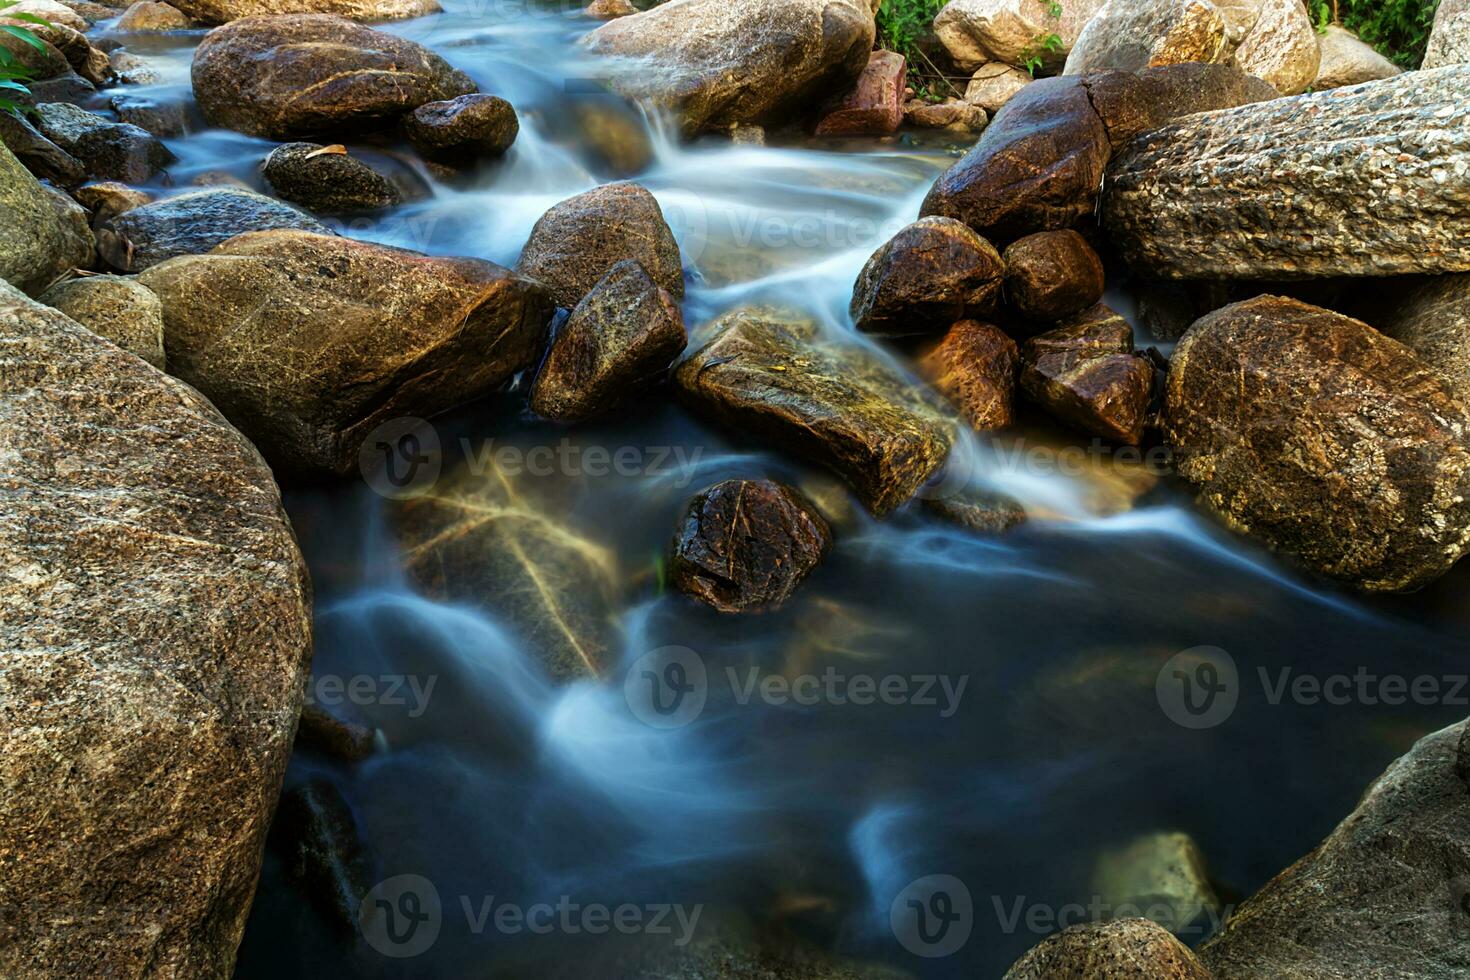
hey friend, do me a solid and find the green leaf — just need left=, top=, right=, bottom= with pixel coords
left=0, top=78, right=26, bottom=92
left=0, top=24, right=46, bottom=51
left=5, top=12, right=51, bottom=25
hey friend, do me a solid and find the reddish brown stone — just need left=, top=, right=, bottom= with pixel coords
left=670, top=479, right=832, bottom=613
left=919, top=319, right=1018, bottom=431
left=815, top=50, right=906, bottom=136
left=851, top=216, right=1004, bottom=336
left=1021, top=304, right=1152, bottom=444
left=1003, top=229, right=1106, bottom=321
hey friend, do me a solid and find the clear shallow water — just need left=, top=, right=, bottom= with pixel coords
left=95, top=1, right=1470, bottom=976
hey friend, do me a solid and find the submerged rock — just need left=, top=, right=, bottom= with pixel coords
left=1103, top=68, right=1470, bottom=280
left=923, top=490, right=1027, bottom=534
left=1063, top=0, right=1229, bottom=77
left=1004, top=918, right=1212, bottom=979
left=192, top=15, right=476, bottom=139
left=404, top=94, right=519, bottom=163
left=1200, top=718, right=1470, bottom=978
left=0, top=280, right=312, bottom=977
left=270, top=780, right=371, bottom=934
left=1002, top=228, right=1105, bottom=321
left=530, top=259, right=687, bottom=422
left=1313, top=23, right=1402, bottom=89
left=814, top=49, right=905, bottom=137
left=139, top=230, right=554, bottom=476
left=39, top=274, right=165, bottom=368
left=31, top=101, right=173, bottom=184
left=918, top=318, right=1019, bottom=432
left=1164, top=295, right=1470, bottom=591
left=516, top=181, right=683, bottom=309
left=850, top=216, right=1004, bottom=336
left=1021, top=305, right=1152, bottom=445
left=674, top=307, right=953, bottom=516
left=1090, top=831, right=1224, bottom=934
left=669, top=479, right=833, bottom=613
left=584, top=0, right=875, bottom=136
left=97, top=187, right=329, bottom=272
left=261, top=142, right=403, bottom=213
left=0, top=142, right=86, bottom=294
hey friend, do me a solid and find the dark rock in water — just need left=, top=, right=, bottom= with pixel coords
left=23, top=71, right=97, bottom=105
left=1200, top=718, right=1470, bottom=978
left=40, top=274, right=165, bottom=368
left=393, top=462, right=618, bottom=682
left=191, top=14, right=476, bottom=139
left=814, top=49, right=906, bottom=137
left=669, top=478, right=832, bottom=613
left=516, top=181, right=683, bottom=308
left=1004, top=918, right=1211, bottom=979
left=295, top=704, right=376, bottom=763
left=0, top=108, right=85, bottom=186
left=404, top=93, right=518, bottom=163
left=923, top=490, right=1026, bottom=534
left=140, top=229, right=554, bottom=476
left=1366, top=273, right=1470, bottom=405
left=570, top=102, right=653, bottom=177
left=271, top=780, right=371, bottom=935
left=261, top=142, right=403, bottom=213
left=530, top=259, right=687, bottom=422
left=1134, top=278, right=1234, bottom=343
left=32, top=102, right=173, bottom=184
left=1103, top=68, right=1470, bottom=281
left=674, top=307, right=954, bottom=517
left=1083, top=62, right=1280, bottom=151
left=918, top=318, right=1018, bottom=432
left=1003, top=229, right=1105, bottom=321
left=850, top=216, right=1004, bottom=337
left=1021, top=304, right=1152, bottom=445
left=109, top=93, right=190, bottom=139
left=1165, top=295, right=1470, bottom=591
left=0, top=280, right=312, bottom=977
left=97, top=187, right=329, bottom=272
left=920, top=76, right=1108, bottom=246
left=74, top=180, right=153, bottom=224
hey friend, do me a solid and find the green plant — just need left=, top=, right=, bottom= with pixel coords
left=1020, top=31, right=1063, bottom=75
left=877, top=0, right=947, bottom=64
left=1308, top=0, right=1440, bottom=68
left=0, top=0, right=51, bottom=115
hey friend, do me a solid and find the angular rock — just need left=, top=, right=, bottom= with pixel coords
left=1003, top=229, right=1105, bottom=321
left=1201, top=718, right=1470, bottom=978
left=39, top=274, right=165, bottom=368
left=270, top=780, right=370, bottom=935
left=516, top=181, right=683, bottom=308
left=140, top=230, right=555, bottom=476
left=934, top=0, right=1105, bottom=71
left=97, top=187, right=329, bottom=272
left=964, top=61, right=1031, bottom=114
left=1369, top=274, right=1470, bottom=404
left=191, top=15, right=476, bottom=139
left=25, top=70, right=97, bottom=105
left=1063, top=0, right=1229, bottom=76
left=1004, top=919, right=1212, bottom=979
left=109, top=93, right=190, bottom=139
left=1425, top=0, right=1470, bottom=68
left=74, top=180, right=152, bottom=223
left=169, top=0, right=439, bottom=25
left=669, top=479, right=833, bottom=613
left=262, top=142, right=401, bottom=213
left=674, top=307, right=953, bottom=516
left=0, top=142, right=86, bottom=294
left=404, top=94, right=518, bottom=163
left=392, top=462, right=618, bottom=682
left=109, top=49, right=161, bottom=85
left=918, top=318, right=1018, bottom=431
left=903, top=97, right=988, bottom=134
left=1103, top=69, right=1470, bottom=280
left=585, top=0, right=875, bottom=136
left=1082, top=61, right=1280, bottom=150
left=1313, top=23, right=1401, bottom=89
left=1165, top=295, right=1470, bottom=591
left=32, top=102, right=173, bottom=183
left=530, top=259, right=686, bottom=422
left=920, top=76, right=1109, bottom=245
left=1091, top=831, right=1224, bottom=933
left=850, top=216, right=1004, bottom=336
left=28, top=22, right=111, bottom=86
left=0, top=280, right=312, bottom=978
left=114, top=0, right=192, bottom=29
left=1021, top=304, right=1152, bottom=445
left=0, top=108, right=85, bottom=186
left=923, top=490, right=1027, bottom=534
left=0, top=28, right=69, bottom=81
left=815, top=50, right=905, bottom=137
left=1230, top=0, right=1319, bottom=94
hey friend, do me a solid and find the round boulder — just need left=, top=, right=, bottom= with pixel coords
left=1003, top=228, right=1105, bottom=321
left=1004, top=919, right=1211, bottom=979
left=404, top=94, right=518, bottom=163
left=850, top=216, right=1005, bottom=336
left=39, top=274, right=165, bottom=368
left=261, top=142, right=403, bottom=213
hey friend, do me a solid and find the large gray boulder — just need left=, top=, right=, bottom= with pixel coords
left=1103, top=67, right=1470, bottom=280
left=934, top=0, right=1105, bottom=71
left=1425, top=0, right=1470, bottom=68
left=0, top=143, right=84, bottom=295
left=0, top=281, right=312, bottom=978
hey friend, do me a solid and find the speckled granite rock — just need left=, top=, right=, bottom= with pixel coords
left=261, top=142, right=403, bottom=213
left=139, top=230, right=555, bottom=476
left=1165, top=295, right=1470, bottom=591
left=850, top=216, right=1004, bottom=336
left=585, top=0, right=874, bottom=136
left=170, top=0, right=438, bottom=26
left=1227, top=0, right=1319, bottom=95
left=1424, top=0, right=1470, bottom=68
left=0, top=143, right=85, bottom=294
left=0, top=107, right=85, bottom=186
left=0, top=280, right=312, bottom=978
left=1063, top=0, right=1229, bottom=76
left=1103, top=68, right=1470, bottom=280
left=1004, top=919, right=1212, bottom=979
left=1368, top=274, right=1470, bottom=404
left=39, top=274, right=165, bottom=368
left=1201, top=717, right=1470, bottom=979
left=31, top=102, right=173, bottom=184
left=97, top=187, right=329, bottom=272
left=675, top=307, right=953, bottom=516
left=814, top=49, right=906, bottom=136
left=1313, top=24, right=1401, bottom=89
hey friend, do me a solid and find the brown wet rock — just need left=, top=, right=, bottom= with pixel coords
left=570, top=101, right=653, bottom=176
left=1082, top=62, right=1280, bottom=151
left=171, top=0, right=439, bottom=27
left=815, top=50, right=906, bottom=137
left=392, top=462, right=618, bottom=682
left=1201, top=718, right=1470, bottom=978
left=1425, top=0, right=1470, bottom=67
left=1165, top=295, right=1470, bottom=591
left=516, top=181, right=683, bottom=308
left=923, top=490, right=1026, bottom=534
left=73, top=180, right=152, bottom=223
left=669, top=479, right=833, bottom=613
left=530, top=259, right=687, bottom=423
left=404, top=93, right=518, bottom=163
left=850, top=216, right=1004, bottom=337
left=262, top=142, right=404, bottom=213
left=1021, top=304, right=1152, bottom=445
left=28, top=22, right=112, bottom=86
left=270, top=780, right=371, bottom=935
left=39, top=273, right=165, bottom=368
left=918, top=318, right=1018, bottom=432
left=115, top=0, right=192, bottom=29
left=1004, top=918, right=1212, bottom=979
left=98, top=187, right=329, bottom=272
left=674, top=307, right=954, bottom=516
left=191, top=15, right=476, bottom=139
left=139, top=229, right=555, bottom=476
left=32, top=101, right=173, bottom=184
left=0, top=280, right=312, bottom=978
left=294, top=704, right=376, bottom=763
left=1003, top=228, right=1105, bottom=321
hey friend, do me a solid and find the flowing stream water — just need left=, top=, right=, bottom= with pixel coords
left=94, top=2, right=1470, bottom=976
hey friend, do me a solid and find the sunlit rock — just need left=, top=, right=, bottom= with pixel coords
left=851, top=216, right=1005, bottom=337
left=1005, top=918, right=1212, bottom=979
left=1090, top=831, right=1224, bottom=934
left=919, top=319, right=1019, bottom=432
left=1020, top=304, right=1153, bottom=446
left=39, top=273, right=164, bottom=368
